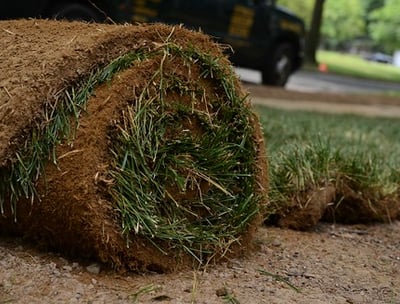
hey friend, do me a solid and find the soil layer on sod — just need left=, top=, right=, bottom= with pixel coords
left=0, top=20, right=268, bottom=272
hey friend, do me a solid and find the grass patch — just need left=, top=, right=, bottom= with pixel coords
left=317, top=50, right=400, bottom=83
left=256, top=105, right=400, bottom=223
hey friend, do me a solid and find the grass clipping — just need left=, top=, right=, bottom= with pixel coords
left=0, top=20, right=267, bottom=271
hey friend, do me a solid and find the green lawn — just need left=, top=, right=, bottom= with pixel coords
left=316, top=50, right=400, bottom=83
left=256, top=105, right=400, bottom=223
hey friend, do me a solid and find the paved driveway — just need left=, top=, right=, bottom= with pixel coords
left=235, top=68, right=400, bottom=95
left=236, top=67, right=400, bottom=118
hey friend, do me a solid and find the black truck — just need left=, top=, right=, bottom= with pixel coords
left=1, top=0, right=305, bottom=86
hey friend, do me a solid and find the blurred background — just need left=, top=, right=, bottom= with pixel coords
left=271, top=0, right=400, bottom=94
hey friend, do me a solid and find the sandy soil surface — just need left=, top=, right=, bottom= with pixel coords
left=1, top=85, right=400, bottom=304
left=1, top=223, right=399, bottom=304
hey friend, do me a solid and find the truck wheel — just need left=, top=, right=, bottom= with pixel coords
left=262, top=43, right=294, bottom=86
left=48, top=2, right=102, bottom=22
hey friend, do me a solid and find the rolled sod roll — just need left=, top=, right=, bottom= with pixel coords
left=0, top=19, right=268, bottom=272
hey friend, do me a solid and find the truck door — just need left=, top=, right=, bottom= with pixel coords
left=225, top=0, right=273, bottom=68
left=248, top=0, right=275, bottom=63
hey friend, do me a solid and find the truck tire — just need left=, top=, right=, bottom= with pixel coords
left=262, top=43, right=294, bottom=87
left=48, top=2, right=102, bottom=22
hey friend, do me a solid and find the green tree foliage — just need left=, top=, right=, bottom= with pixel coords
left=368, top=0, right=400, bottom=53
left=362, top=0, right=384, bottom=41
left=321, top=0, right=366, bottom=49
left=362, top=0, right=385, bottom=13
left=278, top=0, right=326, bottom=64
left=277, top=0, right=314, bottom=29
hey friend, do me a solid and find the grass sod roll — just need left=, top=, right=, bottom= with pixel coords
left=0, top=20, right=268, bottom=271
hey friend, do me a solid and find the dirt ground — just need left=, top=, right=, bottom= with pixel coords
left=1, top=222, right=399, bottom=304
left=1, top=84, right=399, bottom=304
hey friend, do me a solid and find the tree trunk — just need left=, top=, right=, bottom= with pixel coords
left=305, top=0, right=325, bottom=64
